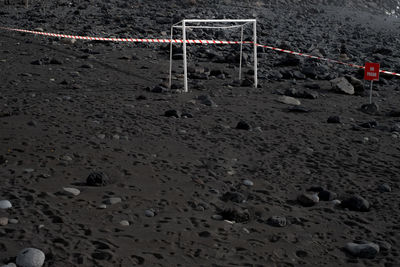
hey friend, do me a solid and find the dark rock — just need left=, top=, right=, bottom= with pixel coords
left=378, top=183, right=391, bottom=193
left=297, top=193, right=319, bottom=207
left=267, top=216, right=287, bottom=227
left=151, top=85, right=168, bottom=93
left=219, top=207, right=250, bottom=223
left=361, top=103, right=379, bottom=115
left=220, top=191, right=246, bottom=203
left=236, top=121, right=251, bottom=130
left=288, top=106, right=311, bottom=113
left=360, top=121, right=378, bottom=129
left=327, top=116, right=341, bottom=124
left=86, top=171, right=111, bottom=187
left=0, top=155, right=6, bottom=164
left=27, top=120, right=37, bottom=127
left=49, top=58, right=63, bottom=65
left=198, top=231, right=211, bottom=238
left=164, top=110, right=180, bottom=118
left=197, top=95, right=217, bottom=107
left=318, top=190, right=338, bottom=201
left=136, top=95, right=147, bottom=100
left=307, top=186, right=324, bottom=192
left=391, top=123, right=400, bottom=132
left=386, top=110, right=400, bottom=117
left=346, top=76, right=364, bottom=94
left=341, top=195, right=370, bottom=212
left=284, top=88, right=318, bottom=99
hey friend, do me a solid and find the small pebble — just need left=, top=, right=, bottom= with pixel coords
left=378, top=183, right=391, bottom=193
left=267, top=216, right=287, bottom=227
left=0, top=217, right=8, bottom=226
left=0, top=200, right=12, bottom=209
left=98, top=204, right=107, bottom=209
left=119, top=220, right=130, bottom=226
left=9, top=219, right=18, bottom=224
left=104, top=197, right=122, bottom=205
left=242, top=179, right=254, bottom=186
left=63, top=187, right=80, bottom=196
left=211, top=214, right=223, bottom=221
left=145, top=209, right=155, bottom=217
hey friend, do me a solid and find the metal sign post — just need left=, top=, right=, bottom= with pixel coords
left=364, top=62, right=380, bottom=103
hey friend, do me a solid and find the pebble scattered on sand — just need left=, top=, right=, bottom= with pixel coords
left=0, top=217, right=8, bottom=226
left=277, top=95, right=301, bottom=106
left=0, top=200, right=12, bottom=209
left=63, top=187, right=80, bottom=196
left=267, top=216, right=287, bottom=227
left=104, top=197, right=122, bottom=205
left=16, top=248, right=45, bottom=267
left=297, top=193, right=319, bottom=207
left=145, top=209, right=155, bottom=217
left=9, top=219, right=18, bottom=224
left=242, top=179, right=254, bottom=186
left=345, top=242, right=380, bottom=259
left=119, top=220, right=130, bottom=226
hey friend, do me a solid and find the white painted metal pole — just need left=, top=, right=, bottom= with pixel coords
left=169, top=26, right=174, bottom=89
left=239, top=26, right=243, bottom=81
left=183, top=21, right=188, bottom=92
left=253, top=21, right=258, bottom=88
left=369, top=80, right=373, bottom=104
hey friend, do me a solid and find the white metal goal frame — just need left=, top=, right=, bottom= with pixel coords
left=169, top=19, right=258, bottom=92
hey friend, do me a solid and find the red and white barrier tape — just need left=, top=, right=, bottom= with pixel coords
left=1, top=26, right=399, bottom=77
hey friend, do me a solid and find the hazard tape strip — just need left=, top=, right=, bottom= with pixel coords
left=1, top=26, right=399, bottom=77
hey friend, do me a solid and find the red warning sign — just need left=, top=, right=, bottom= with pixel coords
left=364, top=62, right=380, bottom=81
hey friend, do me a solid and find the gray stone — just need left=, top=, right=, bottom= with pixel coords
left=1, top=263, right=17, bottom=267
left=277, top=96, right=301, bottom=106
left=16, top=248, right=45, bottom=267
left=9, top=219, right=18, bottom=224
left=0, top=200, right=12, bottom=209
left=242, top=179, right=254, bottom=186
left=145, top=209, right=155, bottom=217
left=211, top=214, right=224, bottom=221
left=63, top=187, right=80, bottom=196
left=119, top=220, right=130, bottom=226
left=267, top=216, right=287, bottom=227
left=297, top=193, right=319, bottom=207
left=330, top=77, right=355, bottom=95
left=104, top=197, right=122, bottom=205
left=345, top=242, right=379, bottom=259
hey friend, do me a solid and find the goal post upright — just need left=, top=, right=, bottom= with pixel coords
left=169, top=19, right=258, bottom=92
